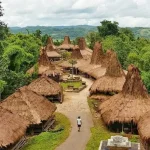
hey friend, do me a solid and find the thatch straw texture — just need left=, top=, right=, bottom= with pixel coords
left=99, top=65, right=150, bottom=125
left=0, top=106, right=28, bottom=148
left=90, top=51, right=125, bottom=94
left=78, top=64, right=101, bottom=74
left=27, top=48, right=62, bottom=75
left=28, top=76, right=61, bottom=96
left=71, top=46, right=83, bottom=59
left=87, top=67, right=106, bottom=79
left=46, top=37, right=57, bottom=50
left=90, top=42, right=105, bottom=65
left=47, top=51, right=61, bottom=58
left=78, top=37, right=87, bottom=50
left=47, top=37, right=54, bottom=45
left=58, top=36, right=74, bottom=50
left=1, top=86, right=56, bottom=124
left=78, top=37, right=92, bottom=58
left=138, top=111, right=150, bottom=142
left=80, top=49, right=92, bottom=58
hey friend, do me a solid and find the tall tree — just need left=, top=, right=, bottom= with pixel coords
left=97, top=20, right=119, bottom=37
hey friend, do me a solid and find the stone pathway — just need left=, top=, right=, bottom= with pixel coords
left=56, top=77, right=94, bottom=150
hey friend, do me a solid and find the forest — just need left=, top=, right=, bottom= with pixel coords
left=0, top=3, right=150, bottom=100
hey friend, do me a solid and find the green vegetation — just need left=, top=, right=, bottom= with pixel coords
left=86, top=20, right=150, bottom=93
left=86, top=98, right=139, bottom=150
left=22, top=112, right=71, bottom=150
left=60, top=81, right=82, bottom=90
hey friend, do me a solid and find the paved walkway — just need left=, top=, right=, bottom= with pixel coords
left=56, top=77, right=94, bottom=150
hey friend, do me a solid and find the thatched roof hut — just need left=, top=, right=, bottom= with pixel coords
left=1, top=86, right=56, bottom=124
left=71, top=45, right=83, bottom=59
left=99, top=64, right=150, bottom=125
left=90, top=51, right=125, bottom=94
left=0, top=106, right=28, bottom=148
left=27, top=47, right=62, bottom=76
left=58, top=36, right=74, bottom=50
left=28, top=76, right=61, bottom=96
left=78, top=42, right=105, bottom=74
left=138, top=111, right=150, bottom=144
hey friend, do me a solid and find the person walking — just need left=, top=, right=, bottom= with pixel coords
left=77, top=116, right=82, bottom=132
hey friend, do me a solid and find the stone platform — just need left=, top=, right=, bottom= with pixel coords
left=99, top=141, right=140, bottom=150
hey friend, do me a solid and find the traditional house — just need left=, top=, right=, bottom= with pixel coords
left=27, top=47, right=62, bottom=81
left=45, top=38, right=61, bottom=61
left=90, top=51, right=125, bottom=95
left=1, top=86, right=57, bottom=135
left=58, top=36, right=74, bottom=51
left=0, top=106, right=28, bottom=150
left=28, top=76, right=63, bottom=103
left=78, top=37, right=92, bottom=59
left=138, top=111, right=150, bottom=150
left=99, top=65, right=150, bottom=134
left=78, top=42, right=104, bottom=78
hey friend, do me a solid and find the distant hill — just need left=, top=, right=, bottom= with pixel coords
left=128, top=27, right=150, bottom=39
left=9, top=25, right=150, bottom=39
left=9, top=25, right=97, bottom=40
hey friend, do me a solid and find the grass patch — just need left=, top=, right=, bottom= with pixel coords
left=22, top=112, right=71, bottom=150
left=86, top=98, right=139, bottom=150
left=60, top=81, right=82, bottom=90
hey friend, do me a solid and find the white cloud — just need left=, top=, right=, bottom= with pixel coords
left=1, top=0, right=150, bottom=27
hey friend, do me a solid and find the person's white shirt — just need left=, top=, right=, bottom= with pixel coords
left=77, top=118, right=82, bottom=125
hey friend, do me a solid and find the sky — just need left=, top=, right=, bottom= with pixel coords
left=1, top=0, right=150, bottom=27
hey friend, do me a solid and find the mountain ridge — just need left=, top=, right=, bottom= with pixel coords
left=9, top=25, right=150, bottom=39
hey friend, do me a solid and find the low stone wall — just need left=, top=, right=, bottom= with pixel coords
left=65, top=85, right=87, bottom=93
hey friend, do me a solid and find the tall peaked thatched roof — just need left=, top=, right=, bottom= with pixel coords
left=71, top=46, right=83, bottom=59
left=90, top=42, right=104, bottom=65
left=58, top=36, right=74, bottom=50
left=38, top=47, right=56, bottom=74
left=0, top=106, right=28, bottom=148
left=90, top=51, right=125, bottom=94
left=28, top=76, right=61, bottom=96
left=63, top=36, right=71, bottom=44
left=77, top=37, right=92, bottom=59
left=105, top=51, right=125, bottom=77
left=45, top=44, right=61, bottom=58
left=46, top=37, right=57, bottom=50
left=46, top=44, right=55, bottom=52
left=122, top=65, right=148, bottom=98
left=1, top=86, right=57, bottom=124
left=138, top=111, right=150, bottom=142
left=39, top=47, right=51, bottom=66
left=47, top=37, right=54, bottom=45
left=99, top=65, right=150, bottom=125
left=78, top=37, right=86, bottom=50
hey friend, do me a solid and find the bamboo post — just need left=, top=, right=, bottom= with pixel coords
left=122, top=123, right=124, bottom=133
